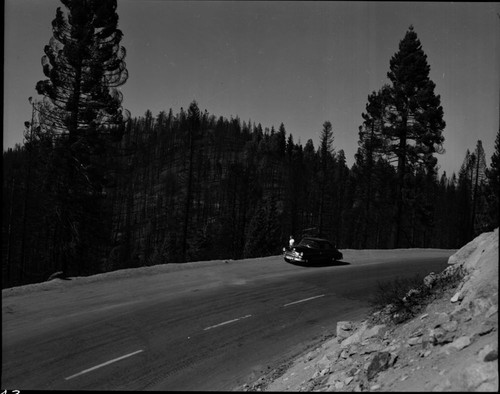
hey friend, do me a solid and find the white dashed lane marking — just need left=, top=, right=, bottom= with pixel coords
left=283, top=294, right=325, bottom=307
left=203, top=314, right=253, bottom=331
left=63, top=295, right=326, bottom=380
left=65, top=349, right=144, bottom=380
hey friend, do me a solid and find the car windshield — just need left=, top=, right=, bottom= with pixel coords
left=298, top=239, right=319, bottom=248
left=298, top=239, right=332, bottom=249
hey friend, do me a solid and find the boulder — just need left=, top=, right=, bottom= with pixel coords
left=410, top=327, right=424, bottom=337
left=407, top=337, right=422, bottom=346
left=340, top=327, right=365, bottom=348
left=432, top=378, right=452, bottom=391
left=362, top=324, right=387, bottom=341
left=326, top=371, right=347, bottom=387
left=336, top=321, right=355, bottom=342
left=478, top=343, right=498, bottom=362
left=469, top=297, right=493, bottom=316
left=452, top=362, right=498, bottom=391
left=441, top=320, right=458, bottom=332
left=361, top=342, right=385, bottom=354
left=447, top=230, right=493, bottom=267
left=316, top=355, right=331, bottom=370
left=450, top=306, right=473, bottom=323
left=428, top=327, right=455, bottom=345
left=389, top=352, right=398, bottom=367
left=334, top=381, right=344, bottom=390
left=484, top=350, right=498, bottom=362
left=450, top=291, right=464, bottom=303
left=432, top=312, right=451, bottom=328
left=458, top=230, right=498, bottom=312
left=366, top=352, right=391, bottom=380
left=448, top=336, right=472, bottom=351
left=340, top=322, right=387, bottom=349
left=472, top=320, right=495, bottom=338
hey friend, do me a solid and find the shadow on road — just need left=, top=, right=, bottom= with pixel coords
left=286, top=260, right=351, bottom=268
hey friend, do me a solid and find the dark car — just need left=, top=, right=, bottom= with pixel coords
left=283, top=237, right=343, bottom=264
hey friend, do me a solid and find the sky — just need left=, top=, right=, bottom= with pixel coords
left=4, top=1, right=500, bottom=177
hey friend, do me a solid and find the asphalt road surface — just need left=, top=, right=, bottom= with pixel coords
left=1, top=249, right=454, bottom=390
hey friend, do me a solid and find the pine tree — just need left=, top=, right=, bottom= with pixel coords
left=355, top=87, right=389, bottom=246
left=470, top=140, right=488, bottom=236
left=319, top=121, right=334, bottom=162
left=383, top=25, right=446, bottom=247
left=457, top=150, right=474, bottom=244
left=333, top=149, right=348, bottom=246
left=486, top=129, right=500, bottom=229
left=318, top=121, right=335, bottom=237
left=275, top=122, right=287, bottom=156
left=37, top=0, right=129, bottom=141
left=243, top=196, right=281, bottom=258
left=35, top=0, right=129, bottom=275
left=181, top=101, right=202, bottom=263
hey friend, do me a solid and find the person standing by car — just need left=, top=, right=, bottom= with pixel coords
left=289, top=235, right=295, bottom=249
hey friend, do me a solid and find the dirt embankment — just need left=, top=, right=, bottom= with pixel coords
left=244, top=229, right=498, bottom=392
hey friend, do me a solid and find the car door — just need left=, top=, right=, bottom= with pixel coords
left=316, top=240, right=327, bottom=261
left=308, top=241, right=320, bottom=260
left=323, top=241, right=334, bottom=261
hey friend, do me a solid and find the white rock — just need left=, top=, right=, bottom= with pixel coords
left=407, top=337, right=421, bottom=346
left=336, top=321, right=355, bottom=341
left=361, top=324, right=387, bottom=341
left=450, top=291, right=462, bottom=303
left=449, top=336, right=472, bottom=350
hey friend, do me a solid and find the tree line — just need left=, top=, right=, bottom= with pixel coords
left=2, top=2, right=499, bottom=288
left=4, top=101, right=498, bottom=288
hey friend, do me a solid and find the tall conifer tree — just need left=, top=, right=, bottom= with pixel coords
left=355, top=87, right=389, bottom=246
left=469, top=140, right=488, bottom=236
left=318, top=121, right=335, bottom=238
left=383, top=26, right=446, bottom=247
left=36, top=0, right=129, bottom=275
left=486, top=130, right=500, bottom=229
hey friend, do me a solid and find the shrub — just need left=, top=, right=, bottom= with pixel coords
left=371, top=266, right=466, bottom=324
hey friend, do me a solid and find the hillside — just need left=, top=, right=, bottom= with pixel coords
left=243, top=229, right=499, bottom=392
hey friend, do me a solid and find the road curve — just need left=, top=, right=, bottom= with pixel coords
left=1, top=249, right=454, bottom=390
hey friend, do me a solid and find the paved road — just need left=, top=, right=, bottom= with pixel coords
left=1, top=249, right=454, bottom=390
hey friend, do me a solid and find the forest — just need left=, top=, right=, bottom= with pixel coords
left=2, top=1, right=499, bottom=288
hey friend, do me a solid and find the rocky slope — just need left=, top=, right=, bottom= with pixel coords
left=242, top=229, right=498, bottom=392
